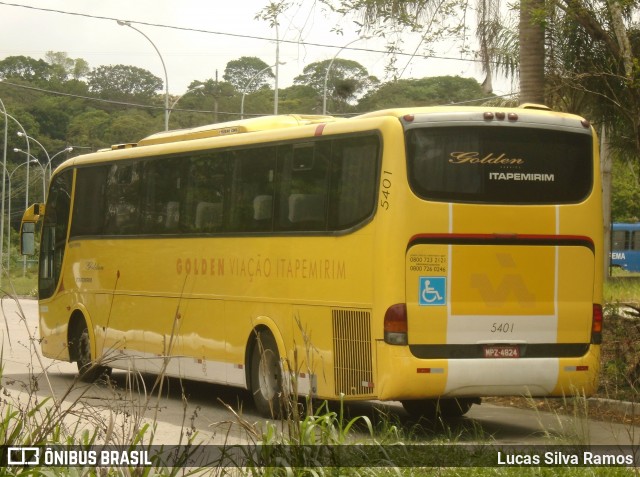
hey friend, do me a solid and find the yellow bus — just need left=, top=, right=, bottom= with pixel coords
left=21, top=106, right=602, bottom=418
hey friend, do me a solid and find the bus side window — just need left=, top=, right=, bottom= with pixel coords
left=184, top=152, right=227, bottom=233
left=71, top=166, right=108, bottom=237
left=140, top=157, right=183, bottom=234
left=276, top=142, right=329, bottom=231
left=105, top=163, right=142, bottom=235
left=329, top=136, right=378, bottom=229
left=228, top=147, right=276, bottom=232
left=633, top=231, right=640, bottom=251
left=612, top=230, right=626, bottom=250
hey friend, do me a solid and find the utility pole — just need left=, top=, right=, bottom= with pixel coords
left=213, top=70, right=220, bottom=123
left=601, top=125, right=612, bottom=280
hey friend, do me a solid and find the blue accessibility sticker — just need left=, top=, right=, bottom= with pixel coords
left=419, top=276, right=446, bottom=306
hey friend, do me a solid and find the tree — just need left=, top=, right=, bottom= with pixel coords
left=66, top=109, right=113, bottom=149
left=223, top=57, right=275, bottom=93
left=519, top=0, right=546, bottom=104
left=551, top=1, right=640, bottom=150
left=318, top=0, right=540, bottom=102
left=45, top=51, right=74, bottom=83
left=0, top=55, right=52, bottom=82
left=87, top=65, right=163, bottom=101
left=45, top=51, right=90, bottom=82
left=294, top=58, right=378, bottom=113
left=611, top=157, right=640, bottom=222
left=278, top=85, right=321, bottom=114
left=29, top=96, right=71, bottom=141
left=171, top=79, right=239, bottom=125
left=105, top=110, right=159, bottom=144
left=357, top=76, right=487, bottom=111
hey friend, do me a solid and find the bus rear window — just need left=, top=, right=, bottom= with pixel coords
left=406, top=126, right=593, bottom=204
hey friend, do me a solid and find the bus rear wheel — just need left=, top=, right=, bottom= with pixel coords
left=401, top=398, right=476, bottom=419
left=250, top=330, right=284, bottom=418
left=74, top=322, right=111, bottom=382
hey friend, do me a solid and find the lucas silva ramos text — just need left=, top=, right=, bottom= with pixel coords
left=497, top=451, right=635, bottom=466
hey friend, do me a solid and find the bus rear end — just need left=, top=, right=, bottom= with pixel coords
left=378, top=107, right=602, bottom=415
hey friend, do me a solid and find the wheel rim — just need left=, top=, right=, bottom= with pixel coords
left=78, top=329, right=91, bottom=369
left=258, top=349, right=279, bottom=401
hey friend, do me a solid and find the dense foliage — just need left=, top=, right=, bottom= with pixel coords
left=0, top=52, right=488, bottom=150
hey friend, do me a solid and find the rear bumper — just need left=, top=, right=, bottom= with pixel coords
left=375, top=341, right=600, bottom=401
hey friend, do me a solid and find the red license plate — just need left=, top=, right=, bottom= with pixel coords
left=483, top=345, right=520, bottom=358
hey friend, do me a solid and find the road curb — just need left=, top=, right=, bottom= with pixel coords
left=588, top=397, right=640, bottom=416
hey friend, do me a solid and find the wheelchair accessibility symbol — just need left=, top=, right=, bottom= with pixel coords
left=419, top=277, right=446, bottom=306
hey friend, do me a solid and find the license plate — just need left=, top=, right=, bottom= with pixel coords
left=483, top=345, right=520, bottom=358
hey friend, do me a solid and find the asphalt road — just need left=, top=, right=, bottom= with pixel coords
left=1, top=297, right=638, bottom=449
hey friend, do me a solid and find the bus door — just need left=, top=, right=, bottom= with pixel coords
left=36, top=170, right=74, bottom=300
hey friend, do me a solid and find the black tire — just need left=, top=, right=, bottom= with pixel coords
left=75, top=322, right=111, bottom=382
left=250, top=331, right=284, bottom=418
left=401, top=398, right=475, bottom=419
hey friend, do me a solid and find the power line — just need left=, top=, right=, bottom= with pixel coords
left=1, top=79, right=518, bottom=121
left=0, top=80, right=267, bottom=118
left=0, top=80, right=169, bottom=110
left=0, top=1, right=482, bottom=64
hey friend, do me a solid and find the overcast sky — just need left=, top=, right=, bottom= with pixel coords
left=0, top=0, right=515, bottom=97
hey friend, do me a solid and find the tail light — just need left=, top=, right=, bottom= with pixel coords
left=591, top=304, right=603, bottom=344
left=384, top=304, right=407, bottom=345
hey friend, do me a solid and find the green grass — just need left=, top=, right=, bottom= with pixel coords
left=600, top=278, right=640, bottom=402
left=604, top=276, right=640, bottom=303
left=3, top=272, right=38, bottom=296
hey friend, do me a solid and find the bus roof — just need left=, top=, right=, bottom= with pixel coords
left=352, top=105, right=592, bottom=133
left=135, top=114, right=338, bottom=147
left=65, top=105, right=591, bottom=171
left=109, top=105, right=588, bottom=151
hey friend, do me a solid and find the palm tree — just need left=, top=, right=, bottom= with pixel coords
left=334, top=0, right=545, bottom=104
left=518, top=0, right=546, bottom=104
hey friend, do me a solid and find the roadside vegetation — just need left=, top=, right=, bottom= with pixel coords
left=580, top=278, right=638, bottom=415
left=481, top=278, right=640, bottom=432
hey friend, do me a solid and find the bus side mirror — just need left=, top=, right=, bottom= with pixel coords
left=20, top=203, right=44, bottom=256
left=20, top=222, right=36, bottom=256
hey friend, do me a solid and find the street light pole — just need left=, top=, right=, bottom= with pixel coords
left=274, top=22, right=280, bottom=115
left=5, top=159, right=38, bottom=273
left=240, top=63, right=284, bottom=119
left=2, top=113, right=30, bottom=278
left=14, top=146, right=72, bottom=201
left=15, top=134, right=71, bottom=201
left=117, top=20, right=169, bottom=131
left=322, top=36, right=369, bottom=115
left=13, top=149, right=47, bottom=201
left=46, top=147, right=73, bottom=187
left=167, top=85, right=205, bottom=125
left=0, top=98, right=7, bottom=282
left=17, top=131, right=48, bottom=184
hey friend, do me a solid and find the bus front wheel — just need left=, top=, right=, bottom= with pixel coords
left=401, top=398, right=476, bottom=419
left=74, top=321, right=111, bottom=382
left=250, top=330, right=284, bottom=418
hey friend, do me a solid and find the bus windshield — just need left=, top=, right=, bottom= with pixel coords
left=406, top=126, right=593, bottom=204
